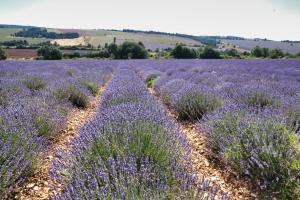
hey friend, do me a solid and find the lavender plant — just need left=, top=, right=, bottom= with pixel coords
left=0, top=60, right=113, bottom=198
left=204, top=108, right=300, bottom=199
left=51, top=68, right=221, bottom=199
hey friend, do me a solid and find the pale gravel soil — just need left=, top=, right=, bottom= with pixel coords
left=148, top=88, right=256, bottom=200
left=7, top=81, right=111, bottom=200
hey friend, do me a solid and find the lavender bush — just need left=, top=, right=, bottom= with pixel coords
left=51, top=68, right=221, bottom=199
left=133, top=59, right=300, bottom=199
left=0, top=60, right=113, bottom=198
left=205, top=108, right=300, bottom=199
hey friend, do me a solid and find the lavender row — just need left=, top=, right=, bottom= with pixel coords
left=51, top=67, right=224, bottom=199
left=0, top=60, right=114, bottom=198
left=134, top=59, right=300, bottom=199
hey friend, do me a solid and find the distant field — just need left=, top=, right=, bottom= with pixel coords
left=221, top=39, right=300, bottom=54
left=4, top=48, right=37, bottom=58
left=0, top=28, right=202, bottom=50
left=0, top=28, right=50, bottom=44
left=57, top=29, right=203, bottom=50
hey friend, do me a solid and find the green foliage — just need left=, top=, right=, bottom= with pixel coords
left=146, top=74, right=160, bottom=88
left=211, top=113, right=300, bottom=199
left=107, top=43, right=118, bottom=57
left=23, top=77, right=47, bottom=91
left=269, top=48, right=284, bottom=59
left=68, top=89, right=89, bottom=109
left=37, top=46, right=62, bottom=60
left=53, top=86, right=89, bottom=109
left=117, top=42, right=148, bottom=59
left=0, top=47, right=7, bottom=60
left=175, top=91, right=222, bottom=120
left=0, top=40, right=28, bottom=47
left=82, top=81, right=100, bottom=96
left=251, top=46, right=264, bottom=57
left=224, top=48, right=240, bottom=58
left=286, top=108, right=300, bottom=133
left=172, top=45, right=197, bottom=59
left=244, top=91, right=275, bottom=108
left=63, top=51, right=81, bottom=59
left=199, top=47, right=221, bottom=59
left=34, top=116, right=56, bottom=138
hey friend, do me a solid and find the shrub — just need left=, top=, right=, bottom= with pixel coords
left=0, top=47, right=7, bottom=60
left=224, top=48, right=240, bottom=58
left=37, top=46, right=62, bottom=60
left=159, top=79, right=186, bottom=106
left=82, top=81, right=100, bottom=96
left=174, top=91, right=222, bottom=120
left=83, top=121, right=176, bottom=196
left=207, top=111, right=300, bottom=199
left=172, top=45, right=197, bottom=59
left=53, top=86, right=89, bottom=108
left=68, top=89, right=89, bottom=108
left=116, top=42, right=148, bottom=59
left=34, top=116, right=56, bottom=138
left=199, top=47, right=221, bottom=59
left=251, top=46, right=263, bottom=57
left=286, top=108, right=300, bottom=133
left=269, top=48, right=284, bottom=59
left=244, top=91, right=275, bottom=108
left=146, top=74, right=160, bottom=88
left=23, top=77, right=47, bottom=91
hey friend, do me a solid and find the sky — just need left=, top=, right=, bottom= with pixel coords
left=0, top=0, right=299, bottom=41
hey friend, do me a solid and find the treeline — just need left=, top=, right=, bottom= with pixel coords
left=170, top=44, right=300, bottom=59
left=37, top=41, right=148, bottom=60
left=14, top=28, right=79, bottom=39
left=249, top=46, right=299, bottom=59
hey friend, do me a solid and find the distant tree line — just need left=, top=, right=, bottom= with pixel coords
left=37, top=41, right=148, bottom=60
left=250, top=46, right=287, bottom=59
left=14, top=28, right=79, bottom=39
left=171, top=44, right=222, bottom=59
left=0, top=40, right=28, bottom=47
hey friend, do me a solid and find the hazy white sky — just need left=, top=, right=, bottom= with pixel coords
left=0, top=0, right=299, bottom=40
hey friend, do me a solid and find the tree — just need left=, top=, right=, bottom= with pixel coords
left=199, top=47, right=221, bottom=59
left=251, top=46, right=263, bottom=57
left=262, top=48, right=269, bottom=58
left=172, top=45, right=197, bottom=59
left=107, top=43, right=118, bottom=58
left=37, top=46, right=62, bottom=60
left=117, top=42, right=148, bottom=59
left=269, top=48, right=284, bottom=59
left=0, top=47, right=7, bottom=60
left=224, top=48, right=240, bottom=58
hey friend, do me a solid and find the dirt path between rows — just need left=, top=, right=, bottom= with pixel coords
left=148, top=88, right=256, bottom=200
left=9, top=80, right=111, bottom=200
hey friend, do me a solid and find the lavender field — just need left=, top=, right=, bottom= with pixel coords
left=0, top=59, right=300, bottom=200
